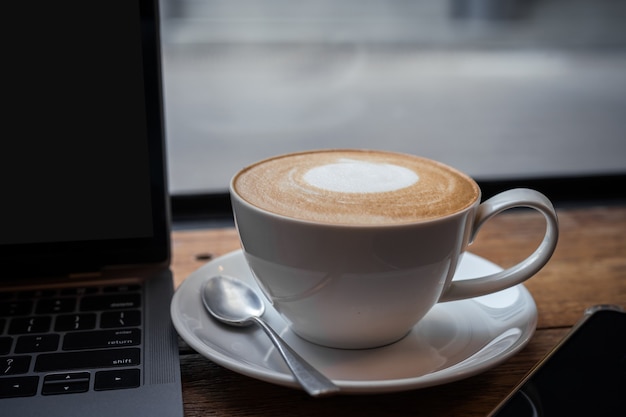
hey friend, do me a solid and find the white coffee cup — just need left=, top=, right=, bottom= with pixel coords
left=230, top=149, right=558, bottom=349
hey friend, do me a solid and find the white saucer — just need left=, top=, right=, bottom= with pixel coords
left=171, top=250, right=537, bottom=394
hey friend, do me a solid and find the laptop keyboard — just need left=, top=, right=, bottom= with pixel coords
left=0, top=284, right=143, bottom=398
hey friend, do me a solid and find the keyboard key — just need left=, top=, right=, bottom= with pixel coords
left=80, top=294, right=141, bottom=311
left=0, top=319, right=5, bottom=334
left=1, top=356, right=31, bottom=375
left=63, top=329, right=141, bottom=350
left=55, top=314, right=97, bottom=331
left=18, top=289, right=57, bottom=299
left=36, top=298, right=76, bottom=314
left=8, top=316, right=52, bottom=334
left=0, top=376, right=39, bottom=398
left=35, top=348, right=141, bottom=372
left=100, top=310, right=141, bottom=328
left=0, top=300, right=33, bottom=316
left=0, top=337, right=12, bottom=355
left=42, top=380, right=89, bottom=395
left=42, top=372, right=90, bottom=396
left=95, top=369, right=140, bottom=391
left=60, top=287, right=99, bottom=296
left=15, top=334, right=60, bottom=353
left=44, top=372, right=90, bottom=383
left=103, top=285, right=141, bottom=293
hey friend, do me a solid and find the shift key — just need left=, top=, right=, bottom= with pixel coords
left=35, top=348, right=140, bottom=372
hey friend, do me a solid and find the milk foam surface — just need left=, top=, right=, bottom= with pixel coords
left=303, top=159, right=419, bottom=193
left=234, top=150, right=479, bottom=225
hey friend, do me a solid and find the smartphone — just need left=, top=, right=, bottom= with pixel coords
left=488, top=304, right=626, bottom=417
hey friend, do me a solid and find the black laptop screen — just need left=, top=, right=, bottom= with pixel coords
left=1, top=0, right=169, bottom=277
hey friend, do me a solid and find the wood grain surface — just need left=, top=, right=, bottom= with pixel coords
left=171, top=205, right=626, bottom=416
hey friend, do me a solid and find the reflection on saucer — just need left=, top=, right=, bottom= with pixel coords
left=475, top=286, right=521, bottom=309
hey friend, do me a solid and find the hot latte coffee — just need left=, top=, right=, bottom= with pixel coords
left=233, top=149, right=479, bottom=225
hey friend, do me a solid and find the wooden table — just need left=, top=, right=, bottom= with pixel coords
left=170, top=205, right=626, bottom=416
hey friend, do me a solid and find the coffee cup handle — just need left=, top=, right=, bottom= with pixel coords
left=439, top=188, right=559, bottom=302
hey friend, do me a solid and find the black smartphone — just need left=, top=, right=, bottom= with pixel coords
left=488, top=305, right=626, bottom=417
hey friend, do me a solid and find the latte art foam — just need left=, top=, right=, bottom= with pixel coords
left=234, top=150, right=479, bottom=225
left=302, top=159, right=419, bottom=193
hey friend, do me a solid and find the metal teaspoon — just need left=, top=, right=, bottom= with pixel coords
left=201, top=275, right=340, bottom=397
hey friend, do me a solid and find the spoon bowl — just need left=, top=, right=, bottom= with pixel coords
left=202, top=275, right=265, bottom=326
left=201, top=275, right=340, bottom=397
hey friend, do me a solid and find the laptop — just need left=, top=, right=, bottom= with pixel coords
left=0, top=1, right=184, bottom=416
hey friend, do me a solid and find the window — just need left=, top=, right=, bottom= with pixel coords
left=159, top=0, right=626, bottom=199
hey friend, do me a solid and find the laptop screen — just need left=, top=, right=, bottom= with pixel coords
left=1, top=0, right=170, bottom=278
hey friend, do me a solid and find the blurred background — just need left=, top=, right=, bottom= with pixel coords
left=158, top=0, right=626, bottom=197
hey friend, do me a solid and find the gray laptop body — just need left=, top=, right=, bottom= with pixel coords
left=0, top=1, right=183, bottom=416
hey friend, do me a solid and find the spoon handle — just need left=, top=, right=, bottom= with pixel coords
left=251, top=316, right=340, bottom=397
